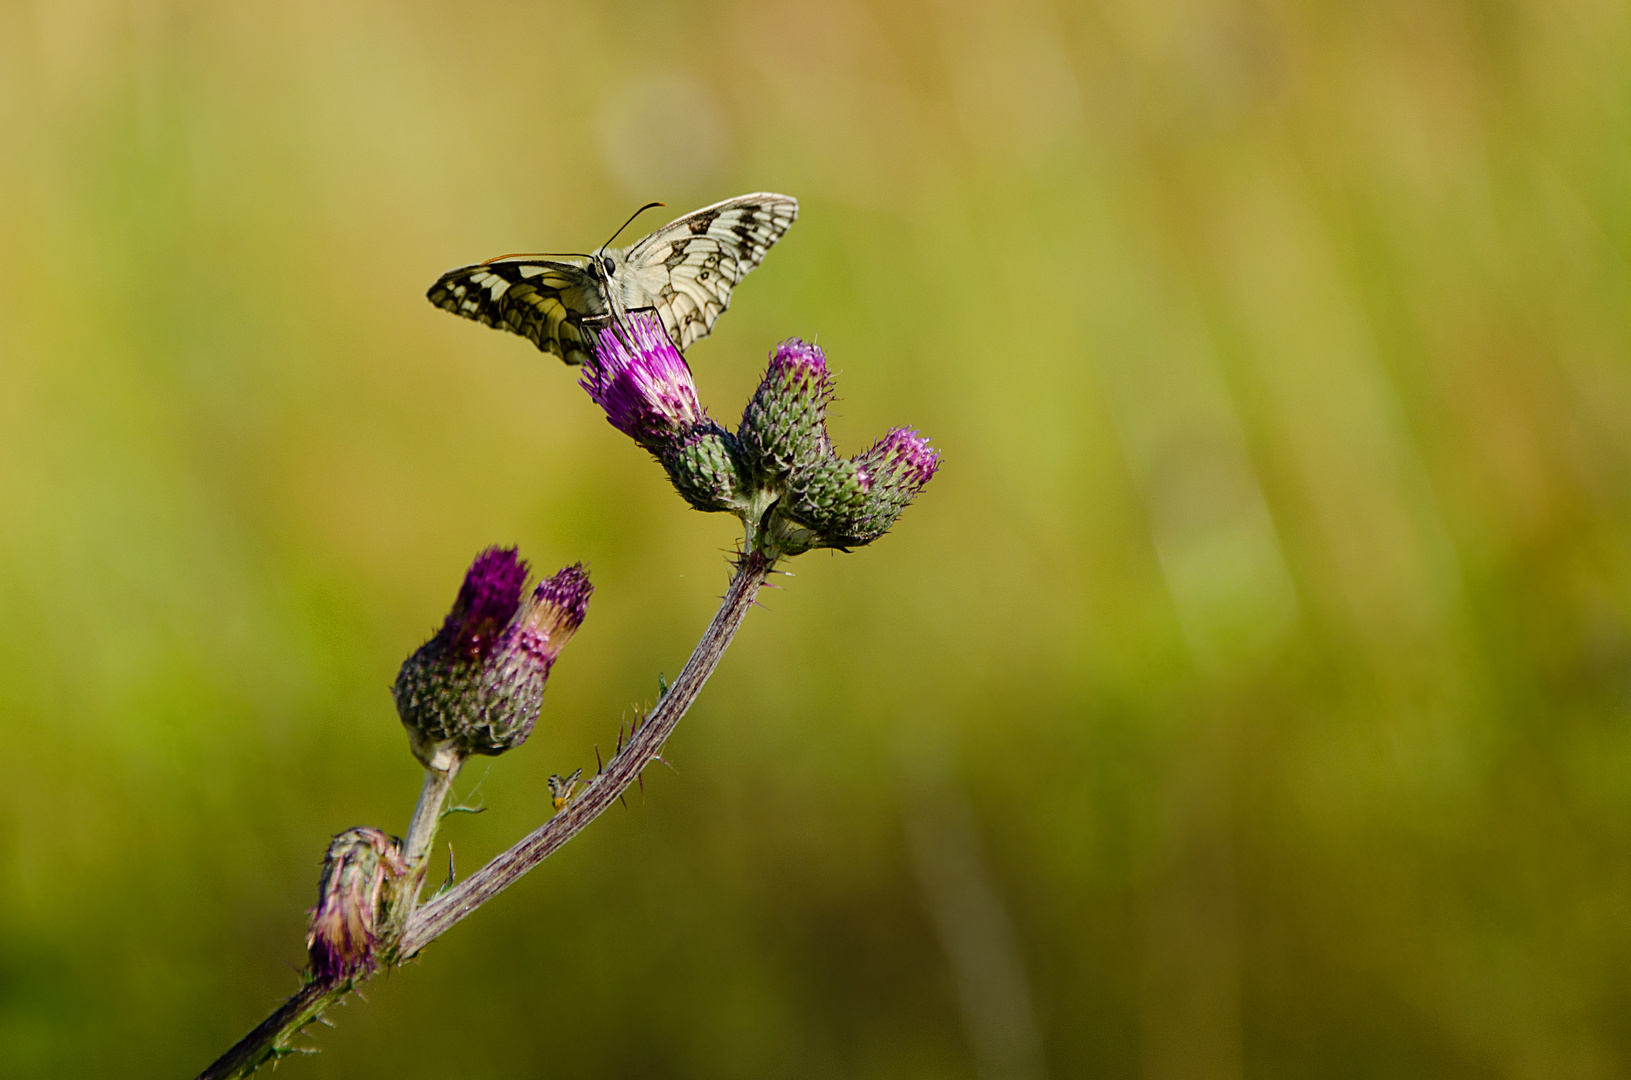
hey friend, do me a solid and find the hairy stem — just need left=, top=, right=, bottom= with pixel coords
left=386, top=760, right=461, bottom=939
left=194, top=548, right=773, bottom=1080
left=194, top=980, right=343, bottom=1080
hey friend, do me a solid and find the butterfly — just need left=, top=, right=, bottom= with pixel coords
left=427, top=193, right=798, bottom=366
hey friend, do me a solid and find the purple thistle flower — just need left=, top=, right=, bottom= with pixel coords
left=306, top=827, right=407, bottom=984
left=395, top=551, right=593, bottom=768
left=581, top=311, right=704, bottom=445
left=433, top=546, right=529, bottom=661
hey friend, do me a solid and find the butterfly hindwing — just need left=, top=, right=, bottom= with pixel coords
left=427, top=258, right=605, bottom=365
left=620, top=193, right=799, bottom=351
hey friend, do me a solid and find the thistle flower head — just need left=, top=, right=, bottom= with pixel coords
left=394, top=550, right=593, bottom=769
left=737, top=337, right=835, bottom=481
left=581, top=311, right=704, bottom=445
left=306, top=827, right=408, bottom=984
left=779, top=427, right=941, bottom=550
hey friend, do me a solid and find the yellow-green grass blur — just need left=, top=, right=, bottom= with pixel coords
left=4, top=1, right=1631, bottom=1077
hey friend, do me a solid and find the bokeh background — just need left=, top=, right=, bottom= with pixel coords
left=4, top=0, right=1631, bottom=1076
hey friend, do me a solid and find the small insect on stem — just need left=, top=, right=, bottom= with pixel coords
left=548, top=770, right=583, bottom=815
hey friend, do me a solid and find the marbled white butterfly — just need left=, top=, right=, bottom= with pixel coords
left=427, top=193, right=798, bottom=365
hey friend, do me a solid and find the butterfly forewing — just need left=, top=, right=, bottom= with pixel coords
left=620, top=194, right=799, bottom=351
left=427, top=192, right=797, bottom=362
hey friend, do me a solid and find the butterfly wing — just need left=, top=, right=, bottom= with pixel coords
left=426, top=258, right=607, bottom=365
left=617, top=193, right=798, bottom=352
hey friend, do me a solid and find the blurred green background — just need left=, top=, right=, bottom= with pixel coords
left=4, top=0, right=1631, bottom=1076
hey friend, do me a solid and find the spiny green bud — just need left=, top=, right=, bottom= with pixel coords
left=394, top=549, right=592, bottom=769
left=782, top=455, right=870, bottom=543
left=737, top=338, right=834, bottom=482
left=781, top=428, right=941, bottom=549
left=658, top=421, right=748, bottom=513
left=307, top=827, right=408, bottom=984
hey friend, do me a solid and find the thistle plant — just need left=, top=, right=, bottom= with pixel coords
left=197, top=255, right=936, bottom=1080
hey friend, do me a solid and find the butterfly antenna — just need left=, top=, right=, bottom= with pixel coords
left=481, top=250, right=588, bottom=264
left=600, top=201, right=666, bottom=253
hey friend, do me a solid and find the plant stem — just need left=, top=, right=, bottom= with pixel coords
left=194, top=980, right=342, bottom=1080
left=194, top=548, right=773, bottom=1079
left=389, top=760, right=461, bottom=933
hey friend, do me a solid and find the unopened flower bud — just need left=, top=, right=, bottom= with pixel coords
left=737, top=338, right=834, bottom=482
left=307, top=827, right=408, bottom=984
left=394, top=549, right=592, bottom=769
left=782, top=428, right=940, bottom=548
left=581, top=311, right=704, bottom=448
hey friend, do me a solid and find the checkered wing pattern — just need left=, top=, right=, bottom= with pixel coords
left=616, top=193, right=799, bottom=351
left=426, top=258, right=605, bottom=366
left=427, top=193, right=797, bottom=363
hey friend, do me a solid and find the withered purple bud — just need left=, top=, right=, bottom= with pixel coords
left=306, top=827, right=408, bottom=984
left=394, top=550, right=592, bottom=769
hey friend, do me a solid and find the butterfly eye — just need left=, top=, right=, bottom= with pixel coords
left=602, top=255, right=616, bottom=274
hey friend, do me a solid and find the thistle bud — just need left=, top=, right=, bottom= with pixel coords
left=307, top=827, right=408, bottom=984
left=394, top=549, right=592, bottom=769
left=581, top=311, right=704, bottom=448
left=737, top=338, right=834, bottom=482
left=782, top=428, right=940, bottom=549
